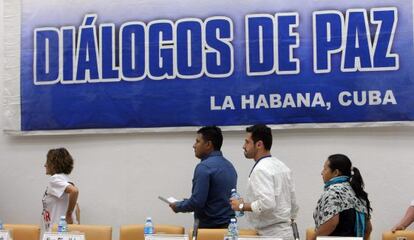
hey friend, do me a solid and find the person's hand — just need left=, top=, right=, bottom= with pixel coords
left=391, top=224, right=405, bottom=233
left=169, top=202, right=179, bottom=213
left=66, top=213, right=74, bottom=224
left=229, top=198, right=243, bottom=211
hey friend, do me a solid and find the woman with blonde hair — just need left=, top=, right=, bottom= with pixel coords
left=42, top=148, right=79, bottom=231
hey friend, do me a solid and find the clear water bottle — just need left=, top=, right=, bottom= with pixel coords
left=57, top=216, right=68, bottom=233
left=227, top=218, right=238, bottom=240
left=144, top=217, right=155, bottom=236
left=230, top=189, right=244, bottom=217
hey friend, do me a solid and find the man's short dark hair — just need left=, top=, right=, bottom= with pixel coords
left=197, top=126, right=223, bottom=151
left=246, top=124, right=272, bottom=150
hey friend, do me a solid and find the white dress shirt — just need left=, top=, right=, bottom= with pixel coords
left=245, top=156, right=299, bottom=240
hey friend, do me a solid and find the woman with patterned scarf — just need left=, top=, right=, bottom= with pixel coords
left=312, top=154, right=372, bottom=239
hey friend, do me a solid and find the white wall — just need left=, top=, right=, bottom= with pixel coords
left=1, top=2, right=414, bottom=239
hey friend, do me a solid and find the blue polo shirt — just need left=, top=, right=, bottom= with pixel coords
left=175, top=151, right=237, bottom=228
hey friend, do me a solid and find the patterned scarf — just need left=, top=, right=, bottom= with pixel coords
left=314, top=176, right=368, bottom=238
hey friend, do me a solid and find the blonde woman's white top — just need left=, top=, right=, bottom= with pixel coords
left=42, top=173, right=78, bottom=231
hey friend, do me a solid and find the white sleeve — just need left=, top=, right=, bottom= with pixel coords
left=289, top=172, right=299, bottom=219
left=47, top=175, right=69, bottom=198
left=250, top=168, right=277, bottom=213
left=411, top=200, right=414, bottom=206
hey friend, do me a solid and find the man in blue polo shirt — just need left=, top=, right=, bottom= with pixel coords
left=170, top=126, right=237, bottom=228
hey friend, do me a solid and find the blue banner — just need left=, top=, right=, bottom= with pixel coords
left=20, top=0, right=414, bottom=131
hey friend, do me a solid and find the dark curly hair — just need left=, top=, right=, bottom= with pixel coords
left=46, top=148, right=74, bottom=174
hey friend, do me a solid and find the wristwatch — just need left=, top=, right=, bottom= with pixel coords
left=238, top=203, right=244, bottom=211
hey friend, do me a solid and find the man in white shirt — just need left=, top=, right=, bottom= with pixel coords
left=230, top=124, right=299, bottom=240
left=391, top=200, right=414, bottom=232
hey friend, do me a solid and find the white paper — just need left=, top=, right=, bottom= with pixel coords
left=42, top=232, right=85, bottom=240
left=158, top=196, right=178, bottom=204
left=145, top=234, right=188, bottom=240
left=316, top=237, right=363, bottom=240
left=0, top=230, right=10, bottom=240
left=237, top=237, right=282, bottom=240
